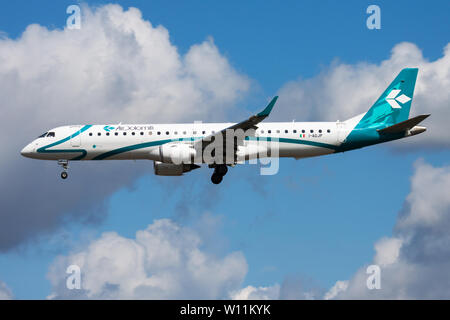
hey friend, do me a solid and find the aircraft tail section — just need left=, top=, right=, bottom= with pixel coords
left=354, top=68, right=418, bottom=129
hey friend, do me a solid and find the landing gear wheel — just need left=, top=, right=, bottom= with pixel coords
left=214, top=165, right=228, bottom=176
left=58, top=160, right=69, bottom=180
left=211, top=173, right=223, bottom=184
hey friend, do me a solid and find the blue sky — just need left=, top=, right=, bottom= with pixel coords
left=0, top=0, right=449, bottom=299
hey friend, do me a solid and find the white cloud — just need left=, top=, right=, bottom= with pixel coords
left=327, top=160, right=450, bottom=299
left=0, top=281, right=13, bottom=300
left=276, top=42, right=450, bottom=148
left=230, top=276, right=324, bottom=300
left=323, top=280, right=348, bottom=300
left=0, top=4, right=249, bottom=250
left=230, top=284, right=280, bottom=300
left=47, top=219, right=247, bottom=299
left=397, top=160, right=450, bottom=228
left=1, top=5, right=249, bottom=129
left=374, top=237, right=403, bottom=266
left=49, top=156, right=450, bottom=300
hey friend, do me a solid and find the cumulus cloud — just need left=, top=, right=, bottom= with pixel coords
left=276, top=42, right=450, bottom=148
left=0, top=4, right=249, bottom=250
left=230, top=285, right=280, bottom=300
left=47, top=160, right=450, bottom=300
left=326, top=160, right=450, bottom=299
left=373, top=237, right=403, bottom=266
left=0, top=281, right=13, bottom=300
left=47, top=218, right=247, bottom=299
left=231, top=275, right=324, bottom=300
left=323, top=280, right=348, bottom=300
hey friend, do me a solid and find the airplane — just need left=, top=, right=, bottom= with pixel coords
left=21, top=68, right=429, bottom=184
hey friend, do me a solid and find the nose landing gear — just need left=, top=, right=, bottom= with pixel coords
left=211, top=164, right=228, bottom=184
left=58, top=160, right=69, bottom=180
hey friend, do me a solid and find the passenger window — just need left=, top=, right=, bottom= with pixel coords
left=149, top=131, right=153, bottom=135
left=319, top=129, right=322, bottom=133
left=327, top=129, right=331, bottom=133
left=115, top=132, right=118, bottom=136
left=123, top=132, right=127, bottom=136
left=261, top=130, right=264, bottom=134
left=268, top=130, right=271, bottom=134
left=140, top=132, right=144, bottom=136
left=98, top=133, right=101, bottom=136
left=89, top=133, right=93, bottom=136
left=285, top=130, right=288, bottom=134
left=183, top=131, right=186, bottom=135
left=293, top=130, right=297, bottom=133
left=302, top=130, right=305, bottom=133
left=310, top=130, right=314, bottom=133
left=132, top=132, right=135, bottom=135
left=174, top=131, right=178, bottom=135
left=276, top=130, right=280, bottom=134
left=166, top=131, right=169, bottom=135
left=106, top=132, right=110, bottom=136
left=202, top=131, right=206, bottom=134
left=193, top=131, right=197, bottom=135
left=157, top=132, right=161, bottom=135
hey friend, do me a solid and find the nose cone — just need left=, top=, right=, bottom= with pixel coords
left=20, top=143, right=34, bottom=158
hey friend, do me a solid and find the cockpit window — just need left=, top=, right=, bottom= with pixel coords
left=47, top=132, right=55, bottom=138
left=38, top=132, right=48, bottom=138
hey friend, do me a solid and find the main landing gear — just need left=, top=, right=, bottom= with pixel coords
left=211, top=164, right=228, bottom=184
left=58, top=160, right=69, bottom=180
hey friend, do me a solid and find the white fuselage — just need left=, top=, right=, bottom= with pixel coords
left=20, top=120, right=352, bottom=162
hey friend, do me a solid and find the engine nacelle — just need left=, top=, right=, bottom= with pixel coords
left=158, top=143, right=197, bottom=164
left=153, top=161, right=200, bottom=176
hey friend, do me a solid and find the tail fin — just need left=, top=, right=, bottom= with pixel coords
left=355, top=68, right=418, bottom=129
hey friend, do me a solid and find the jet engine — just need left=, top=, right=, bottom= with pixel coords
left=157, top=143, right=197, bottom=164
left=153, top=161, right=200, bottom=176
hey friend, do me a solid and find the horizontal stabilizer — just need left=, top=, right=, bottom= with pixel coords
left=377, top=114, right=430, bottom=134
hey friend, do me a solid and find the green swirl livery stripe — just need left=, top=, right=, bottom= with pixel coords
left=246, top=137, right=339, bottom=150
left=93, top=136, right=338, bottom=160
left=92, top=137, right=204, bottom=160
left=37, top=125, right=92, bottom=160
left=93, top=139, right=171, bottom=160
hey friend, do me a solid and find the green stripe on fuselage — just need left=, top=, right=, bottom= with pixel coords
left=37, top=125, right=92, bottom=160
left=246, top=136, right=339, bottom=150
left=92, top=139, right=171, bottom=160
left=92, top=136, right=339, bottom=160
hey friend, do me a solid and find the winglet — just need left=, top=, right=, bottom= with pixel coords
left=257, top=96, right=278, bottom=118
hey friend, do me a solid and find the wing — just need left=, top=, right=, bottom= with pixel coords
left=194, top=96, right=278, bottom=164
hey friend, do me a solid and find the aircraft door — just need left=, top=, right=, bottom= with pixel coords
left=70, top=125, right=82, bottom=147
left=337, top=121, right=348, bottom=144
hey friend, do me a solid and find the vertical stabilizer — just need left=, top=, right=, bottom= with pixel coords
left=355, top=68, right=418, bottom=129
